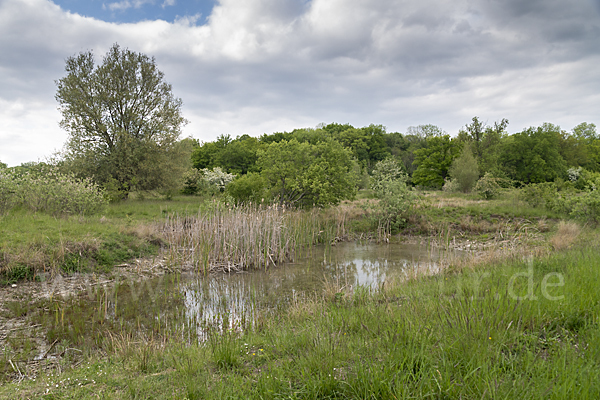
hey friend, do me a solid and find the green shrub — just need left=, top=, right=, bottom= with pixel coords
left=442, top=178, right=460, bottom=193
left=20, top=170, right=107, bottom=215
left=561, top=190, right=600, bottom=223
left=519, top=182, right=558, bottom=208
left=474, top=172, right=502, bottom=199
left=448, top=145, right=479, bottom=192
left=225, top=172, right=267, bottom=204
left=370, top=159, right=417, bottom=236
left=181, top=168, right=205, bottom=195
left=0, top=166, right=106, bottom=215
left=570, top=168, right=600, bottom=191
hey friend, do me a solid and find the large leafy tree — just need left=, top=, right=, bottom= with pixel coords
left=55, top=43, right=188, bottom=197
left=216, top=135, right=261, bottom=175
left=457, top=117, right=509, bottom=176
left=572, top=122, right=599, bottom=172
left=191, top=135, right=231, bottom=171
left=257, top=139, right=357, bottom=207
left=412, top=135, right=461, bottom=188
left=499, top=124, right=566, bottom=183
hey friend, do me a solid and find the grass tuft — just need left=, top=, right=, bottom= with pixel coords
left=550, top=221, right=581, bottom=250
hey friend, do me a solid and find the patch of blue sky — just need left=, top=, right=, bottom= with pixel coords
left=50, top=0, right=216, bottom=24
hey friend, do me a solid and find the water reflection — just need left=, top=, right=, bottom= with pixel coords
left=28, top=242, right=458, bottom=347
left=178, top=242, right=456, bottom=338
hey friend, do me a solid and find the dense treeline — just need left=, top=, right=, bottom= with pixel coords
left=1, top=118, right=598, bottom=212
left=4, top=45, right=589, bottom=212
left=183, top=119, right=599, bottom=205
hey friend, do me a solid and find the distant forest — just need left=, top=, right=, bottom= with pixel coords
left=188, top=118, right=599, bottom=193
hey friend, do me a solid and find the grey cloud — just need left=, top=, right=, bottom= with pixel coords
left=1, top=0, right=599, bottom=165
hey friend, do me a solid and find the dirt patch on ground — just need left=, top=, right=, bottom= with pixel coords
left=0, top=256, right=173, bottom=304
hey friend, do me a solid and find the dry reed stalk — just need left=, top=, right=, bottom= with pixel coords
left=160, top=204, right=325, bottom=273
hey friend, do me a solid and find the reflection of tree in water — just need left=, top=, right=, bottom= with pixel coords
left=183, top=276, right=259, bottom=340
left=178, top=242, right=456, bottom=340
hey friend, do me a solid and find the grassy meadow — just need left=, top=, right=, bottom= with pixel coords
left=0, top=194, right=348, bottom=284
left=1, top=189, right=599, bottom=398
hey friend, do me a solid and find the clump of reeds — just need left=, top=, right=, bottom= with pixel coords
left=160, top=203, right=329, bottom=273
left=550, top=220, right=581, bottom=250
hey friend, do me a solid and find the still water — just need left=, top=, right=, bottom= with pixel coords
left=33, top=242, right=458, bottom=346
left=176, top=242, right=455, bottom=337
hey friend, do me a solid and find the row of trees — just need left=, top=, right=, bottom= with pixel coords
left=187, top=118, right=598, bottom=198
left=5, top=44, right=598, bottom=210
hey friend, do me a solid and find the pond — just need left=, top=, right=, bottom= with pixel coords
left=3, top=241, right=461, bottom=362
left=156, top=241, right=457, bottom=339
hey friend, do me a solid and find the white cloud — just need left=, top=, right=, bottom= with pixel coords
left=1, top=0, right=599, bottom=166
left=103, top=0, right=154, bottom=12
left=162, top=0, right=176, bottom=8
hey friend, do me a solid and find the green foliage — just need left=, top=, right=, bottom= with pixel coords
left=191, top=140, right=222, bottom=170
left=585, top=140, right=600, bottom=173
left=554, top=172, right=600, bottom=222
left=56, top=43, right=188, bottom=197
left=559, top=130, right=590, bottom=169
left=362, top=124, right=391, bottom=164
left=569, top=168, right=600, bottom=190
left=448, top=144, right=479, bottom=193
left=0, top=166, right=107, bottom=216
left=181, top=168, right=205, bottom=195
left=520, top=182, right=561, bottom=209
left=370, top=158, right=417, bottom=236
left=326, top=126, right=370, bottom=167
left=474, top=172, right=502, bottom=199
left=518, top=177, right=600, bottom=223
left=567, top=189, right=600, bottom=223
left=412, top=135, right=462, bottom=188
left=258, top=139, right=358, bottom=207
left=225, top=172, right=267, bottom=204
left=370, top=158, right=405, bottom=197
left=458, top=117, right=509, bottom=176
left=500, top=124, right=567, bottom=183
left=217, top=135, right=260, bottom=175
left=573, top=122, right=598, bottom=142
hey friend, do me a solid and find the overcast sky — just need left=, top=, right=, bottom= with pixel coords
left=1, top=0, right=599, bottom=166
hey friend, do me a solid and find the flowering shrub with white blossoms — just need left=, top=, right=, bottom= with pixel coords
left=182, top=167, right=236, bottom=195
left=202, top=167, right=236, bottom=192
